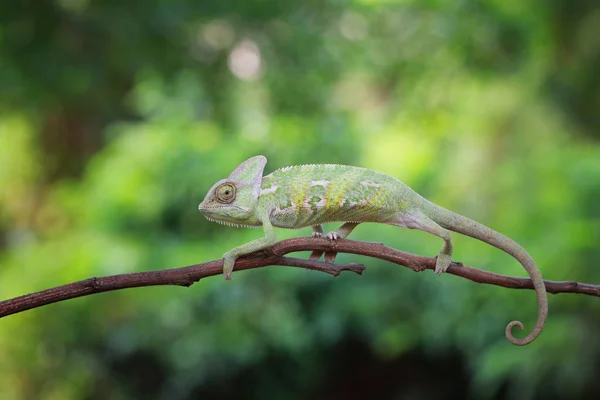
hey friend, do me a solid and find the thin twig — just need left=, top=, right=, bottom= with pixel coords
left=0, top=238, right=598, bottom=319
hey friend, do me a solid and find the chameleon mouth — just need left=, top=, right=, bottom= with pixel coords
left=202, top=215, right=259, bottom=229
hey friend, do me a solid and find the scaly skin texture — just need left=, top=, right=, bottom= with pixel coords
left=198, top=155, right=548, bottom=346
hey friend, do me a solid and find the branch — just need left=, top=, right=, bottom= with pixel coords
left=1, top=238, right=598, bottom=318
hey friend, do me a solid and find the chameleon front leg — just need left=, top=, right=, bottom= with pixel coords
left=309, top=224, right=325, bottom=261
left=312, top=224, right=325, bottom=238
left=309, top=222, right=360, bottom=262
left=223, top=210, right=276, bottom=280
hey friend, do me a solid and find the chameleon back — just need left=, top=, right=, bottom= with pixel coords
left=258, top=164, right=412, bottom=229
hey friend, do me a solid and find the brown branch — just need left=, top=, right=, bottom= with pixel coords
left=1, top=238, right=598, bottom=318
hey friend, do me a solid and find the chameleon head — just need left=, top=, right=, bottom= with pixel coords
left=198, top=155, right=267, bottom=227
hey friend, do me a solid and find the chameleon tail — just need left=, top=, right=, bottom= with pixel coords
left=423, top=200, right=548, bottom=346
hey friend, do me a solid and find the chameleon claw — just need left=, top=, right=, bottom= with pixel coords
left=326, top=232, right=340, bottom=240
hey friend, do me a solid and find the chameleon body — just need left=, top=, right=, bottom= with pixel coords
left=198, top=155, right=547, bottom=346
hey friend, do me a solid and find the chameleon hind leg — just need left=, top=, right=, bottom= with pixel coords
left=309, top=222, right=360, bottom=262
left=396, top=212, right=454, bottom=275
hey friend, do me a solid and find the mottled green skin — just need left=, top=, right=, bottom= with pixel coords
left=199, top=156, right=548, bottom=346
left=260, top=164, right=413, bottom=228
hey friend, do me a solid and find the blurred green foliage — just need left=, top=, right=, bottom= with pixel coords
left=1, top=0, right=599, bottom=399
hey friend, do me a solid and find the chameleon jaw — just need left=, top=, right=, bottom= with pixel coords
left=202, top=215, right=260, bottom=229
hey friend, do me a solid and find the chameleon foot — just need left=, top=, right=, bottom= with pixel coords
left=323, top=231, right=341, bottom=262
left=223, top=254, right=236, bottom=280
left=309, top=231, right=340, bottom=262
left=309, top=234, right=324, bottom=260
left=434, top=253, right=452, bottom=275
left=326, top=231, right=340, bottom=240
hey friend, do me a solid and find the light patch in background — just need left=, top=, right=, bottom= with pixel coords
left=0, top=115, right=40, bottom=237
left=339, top=11, right=368, bottom=41
left=331, top=73, right=382, bottom=112
left=228, top=40, right=263, bottom=81
left=237, top=86, right=270, bottom=141
left=363, top=129, right=435, bottom=182
left=56, top=0, right=89, bottom=13
left=202, top=20, right=235, bottom=50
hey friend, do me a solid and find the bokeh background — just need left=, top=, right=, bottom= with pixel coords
left=1, top=1, right=600, bottom=399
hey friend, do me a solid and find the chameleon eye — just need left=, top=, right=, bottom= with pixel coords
left=215, top=183, right=236, bottom=203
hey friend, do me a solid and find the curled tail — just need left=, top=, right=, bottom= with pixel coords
left=423, top=201, right=547, bottom=346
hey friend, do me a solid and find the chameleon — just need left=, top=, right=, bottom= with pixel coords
left=198, top=155, right=547, bottom=346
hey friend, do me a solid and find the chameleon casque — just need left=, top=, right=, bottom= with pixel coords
left=198, top=155, right=547, bottom=346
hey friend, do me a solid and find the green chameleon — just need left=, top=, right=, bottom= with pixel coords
left=198, top=155, right=547, bottom=346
